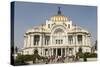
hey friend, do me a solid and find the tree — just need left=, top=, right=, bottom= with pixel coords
left=78, top=47, right=82, bottom=53
left=15, top=46, right=18, bottom=53
left=94, top=40, right=97, bottom=50
left=76, top=47, right=83, bottom=58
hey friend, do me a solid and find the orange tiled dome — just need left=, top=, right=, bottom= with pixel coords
left=50, top=15, right=69, bottom=22
left=49, top=7, right=69, bottom=22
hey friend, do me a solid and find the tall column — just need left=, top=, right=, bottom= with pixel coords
left=27, top=35, right=30, bottom=47
left=85, top=35, right=87, bottom=45
left=39, top=34, right=42, bottom=46
left=42, top=34, right=44, bottom=46
left=89, top=36, right=91, bottom=46
left=73, top=35, right=75, bottom=45
left=27, top=35, right=29, bottom=47
left=29, top=35, right=31, bottom=47
left=33, top=35, right=34, bottom=46
left=24, top=36, right=26, bottom=48
left=31, top=35, right=33, bottom=47
left=84, top=35, right=86, bottom=45
left=87, top=36, right=90, bottom=46
left=26, top=36, right=28, bottom=47
left=75, top=35, right=78, bottom=46
left=50, top=35, right=52, bottom=46
left=82, top=35, right=84, bottom=46
left=65, top=35, right=68, bottom=45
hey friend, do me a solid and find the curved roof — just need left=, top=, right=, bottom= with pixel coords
left=49, top=15, right=69, bottom=22
left=49, top=7, right=70, bottom=22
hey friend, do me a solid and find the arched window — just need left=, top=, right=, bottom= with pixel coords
left=54, top=28, right=64, bottom=34
left=77, top=35, right=82, bottom=44
left=68, top=35, right=73, bottom=44
left=48, top=24, right=50, bottom=28
left=68, top=24, right=70, bottom=28
left=34, top=35, right=40, bottom=45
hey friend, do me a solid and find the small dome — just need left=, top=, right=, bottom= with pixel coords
left=50, top=15, right=69, bottom=22
left=49, top=7, right=70, bottom=22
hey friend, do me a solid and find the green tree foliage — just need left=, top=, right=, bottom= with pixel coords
left=95, top=40, right=97, bottom=50
left=15, top=50, right=46, bottom=65
left=15, top=46, right=18, bottom=53
left=78, top=47, right=82, bottom=53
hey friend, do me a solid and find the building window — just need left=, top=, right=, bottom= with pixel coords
left=77, top=35, right=82, bottom=44
left=68, top=35, right=73, bottom=44
left=56, top=40, right=57, bottom=44
left=61, top=40, right=63, bottom=44
left=34, top=35, right=40, bottom=45
left=56, top=39, right=63, bottom=44
left=59, top=40, right=60, bottom=44
left=45, top=36, right=50, bottom=45
left=48, top=24, right=50, bottom=28
left=68, top=24, right=70, bottom=28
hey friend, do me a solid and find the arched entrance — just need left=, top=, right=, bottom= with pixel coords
left=51, top=25, right=68, bottom=56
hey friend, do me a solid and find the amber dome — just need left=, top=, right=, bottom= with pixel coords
left=49, top=7, right=69, bottom=22
left=50, top=15, right=69, bottom=22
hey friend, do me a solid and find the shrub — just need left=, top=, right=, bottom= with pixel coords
left=84, top=52, right=97, bottom=58
left=76, top=52, right=97, bottom=58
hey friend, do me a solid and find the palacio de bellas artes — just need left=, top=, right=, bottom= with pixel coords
left=12, top=2, right=97, bottom=65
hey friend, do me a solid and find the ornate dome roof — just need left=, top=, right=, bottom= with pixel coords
left=50, top=15, right=69, bottom=22
left=49, top=7, right=70, bottom=22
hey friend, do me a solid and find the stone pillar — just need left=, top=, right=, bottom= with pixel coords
left=29, top=35, right=32, bottom=47
left=87, top=36, right=90, bottom=46
left=75, top=35, right=78, bottom=46
left=65, top=35, right=68, bottom=45
left=33, top=35, right=34, bottom=46
left=27, top=35, right=30, bottom=47
left=85, top=35, right=87, bottom=46
left=24, top=36, right=26, bottom=48
left=31, top=35, right=33, bottom=47
left=42, top=34, right=44, bottom=46
left=26, top=36, right=28, bottom=47
left=39, top=34, right=42, bottom=46
left=73, top=35, right=75, bottom=45
left=50, top=35, right=52, bottom=45
left=89, top=36, right=91, bottom=46
left=82, top=35, right=85, bottom=46
left=84, top=35, right=86, bottom=45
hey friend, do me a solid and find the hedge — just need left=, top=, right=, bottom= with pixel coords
left=77, top=52, right=97, bottom=58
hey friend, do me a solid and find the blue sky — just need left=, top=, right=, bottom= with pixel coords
left=14, top=1, right=97, bottom=49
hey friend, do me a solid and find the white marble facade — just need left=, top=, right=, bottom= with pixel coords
left=22, top=8, right=91, bottom=57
